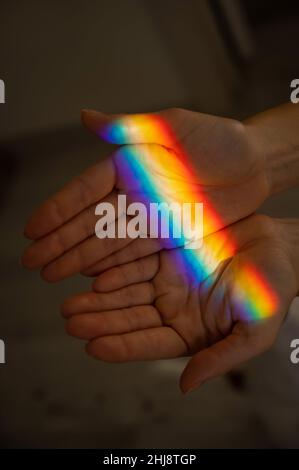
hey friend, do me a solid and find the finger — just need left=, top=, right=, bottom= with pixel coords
left=81, top=109, right=188, bottom=147
left=180, top=322, right=277, bottom=394
left=82, top=238, right=161, bottom=276
left=24, top=157, right=115, bottom=240
left=41, top=217, right=133, bottom=282
left=41, top=235, right=131, bottom=282
left=61, top=282, right=155, bottom=317
left=22, top=203, right=97, bottom=270
left=93, top=254, right=159, bottom=292
left=65, top=305, right=162, bottom=340
left=22, top=192, right=123, bottom=270
left=86, top=326, right=187, bottom=362
left=81, top=206, right=270, bottom=281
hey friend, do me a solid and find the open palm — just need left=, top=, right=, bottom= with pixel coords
left=61, top=215, right=298, bottom=392
left=23, top=108, right=269, bottom=282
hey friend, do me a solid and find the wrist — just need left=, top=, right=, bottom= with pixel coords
left=244, top=104, right=299, bottom=197
left=274, top=217, right=299, bottom=289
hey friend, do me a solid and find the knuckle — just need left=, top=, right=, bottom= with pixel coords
left=51, top=197, right=66, bottom=226
left=75, top=175, right=93, bottom=207
left=52, top=228, right=67, bottom=254
left=136, top=259, right=146, bottom=278
left=147, top=282, right=156, bottom=302
left=119, top=265, right=129, bottom=284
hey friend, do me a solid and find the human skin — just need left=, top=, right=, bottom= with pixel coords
left=61, top=215, right=299, bottom=393
left=22, top=104, right=299, bottom=282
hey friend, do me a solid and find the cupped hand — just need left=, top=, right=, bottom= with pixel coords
left=22, top=108, right=270, bottom=282
left=61, top=215, right=299, bottom=393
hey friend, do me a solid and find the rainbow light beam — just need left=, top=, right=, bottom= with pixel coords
left=98, top=114, right=278, bottom=322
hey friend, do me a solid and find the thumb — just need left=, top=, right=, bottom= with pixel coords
left=81, top=109, right=124, bottom=141
left=180, top=323, right=275, bottom=394
left=81, top=109, right=176, bottom=147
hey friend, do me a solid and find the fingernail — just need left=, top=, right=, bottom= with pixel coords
left=182, top=379, right=205, bottom=394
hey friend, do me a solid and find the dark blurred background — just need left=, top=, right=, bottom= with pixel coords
left=0, top=0, right=299, bottom=448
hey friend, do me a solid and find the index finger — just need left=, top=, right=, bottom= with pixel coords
left=81, top=108, right=190, bottom=147
left=24, top=157, right=115, bottom=240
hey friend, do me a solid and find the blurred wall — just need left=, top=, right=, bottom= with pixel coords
left=0, top=0, right=238, bottom=141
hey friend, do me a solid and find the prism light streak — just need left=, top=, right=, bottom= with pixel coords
left=99, top=115, right=277, bottom=322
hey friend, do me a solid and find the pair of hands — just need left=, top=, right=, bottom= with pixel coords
left=22, top=108, right=299, bottom=392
